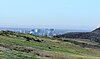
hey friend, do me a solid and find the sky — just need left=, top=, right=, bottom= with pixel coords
left=0, top=0, right=100, bottom=29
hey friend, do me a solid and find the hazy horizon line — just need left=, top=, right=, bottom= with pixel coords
left=0, top=25, right=97, bottom=30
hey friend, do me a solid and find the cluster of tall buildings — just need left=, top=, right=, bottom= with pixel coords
left=1, top=28, right=77, bottom=37
left=0, top=28, right=57, bottom=36
left=30, top=29, right=56, bottom=36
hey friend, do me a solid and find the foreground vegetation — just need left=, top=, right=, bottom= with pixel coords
left=0, top=31, right=100, bottom=59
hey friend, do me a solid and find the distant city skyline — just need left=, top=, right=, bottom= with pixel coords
left=0, top=0, right=100, bottom=29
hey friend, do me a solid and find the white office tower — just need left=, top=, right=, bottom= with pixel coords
left=34, top=29, right=38, bottom=33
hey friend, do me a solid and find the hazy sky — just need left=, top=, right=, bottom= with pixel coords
left=0, top=0, right=100, bottom=29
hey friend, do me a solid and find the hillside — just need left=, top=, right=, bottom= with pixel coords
left=54, top=27, right=100, bottom=43
left=92, top=27, right=100, bottom=34
left=0, top=30, right=100, bottom=59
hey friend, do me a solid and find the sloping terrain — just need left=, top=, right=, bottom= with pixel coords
left=0, top=31, right=100, bottom=59
left=92, top=27, right=100, bottom=34
left=54, top=27, right=100, bottom=43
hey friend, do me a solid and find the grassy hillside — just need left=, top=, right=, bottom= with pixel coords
left=0, top=31, right=100, bottom=59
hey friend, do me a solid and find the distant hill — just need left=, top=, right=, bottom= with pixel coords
left=92, top=27, right=100, bottom=34
left=54, top=27, right=100, bottom=43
